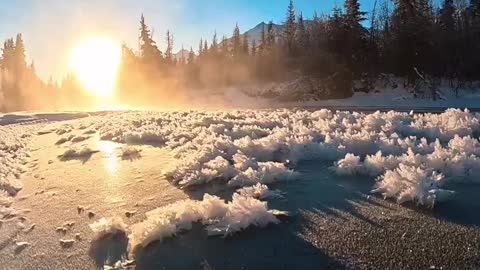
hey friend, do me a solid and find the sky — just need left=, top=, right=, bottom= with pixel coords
left=0, top=0, right=377, bottom=80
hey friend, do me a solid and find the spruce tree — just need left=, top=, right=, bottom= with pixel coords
left=284, top=0, right=297, bottom=55
left=259, top=23, right=266, bottom=53
left=221, top=36, right=228, bottom=56
left=139, top=15, right=162, bottom=64
left=343, top=0, right=367, bottom=73
left=165, top=30, right=174, bottom=64
left=198, top=38, right=203, bottom=56
left=233, top=23, right=241, bottom=56
left=296, top=12, right=309, bottom=53
left=203, top=40, right=208, bottom=54
left=188, top=47, right=195, bottom=64
left=1, top=39, right=15, bottom=70
left=267, top=21, right=276, bottom=49
left=14, top=34, right=26, bottom=70
left=242, top=34, right=249, bottom=55
left=344, top=0, right=366, bottom=27
left=211, top=31, right=218, bottom=53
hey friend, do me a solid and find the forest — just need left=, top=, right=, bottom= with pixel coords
left=1, top=0, right=480, bottom=111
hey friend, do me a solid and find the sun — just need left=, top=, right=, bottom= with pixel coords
left=69, top=37, right=121, bottom=97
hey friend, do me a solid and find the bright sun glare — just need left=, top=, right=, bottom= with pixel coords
left=69, top=37, right=121, bottom=97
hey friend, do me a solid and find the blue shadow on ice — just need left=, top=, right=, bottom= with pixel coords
left=134, top=160, right=382, bottom=270
left=131, top=159, right=480, bottom=270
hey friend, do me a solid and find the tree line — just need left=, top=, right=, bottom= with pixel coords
left=117, top=0, right=480, bottom=102
left=0, top=34, right=54, bottom=111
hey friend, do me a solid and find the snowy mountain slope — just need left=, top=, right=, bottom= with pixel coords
left=243, top=21, right=284, bottom=44
left=174, top=48, right=189, bottom=61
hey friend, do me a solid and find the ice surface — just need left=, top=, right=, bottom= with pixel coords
left=93, top=109, right=480, bottom=206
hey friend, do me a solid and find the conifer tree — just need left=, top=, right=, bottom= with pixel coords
left=251, top=39, right=257, bottom=56
left=221, top=36, right=228, bottom=56
left=343, top=0, right=367, bottom=74
left=203, top=40, right=208, bottom=54
left=296, top=12, right=310, bottom=53
left=242, top=34, right=249, bottom=55
left=165, top=30, right=174, bottom=64
left=188, top=47, right=195, bottom=64
left=198, top=38, right=203, bottom=56
left=284, top=0, right=297, bottom=55
left=211, top=31, right=218, bottom=53
left=139, top=14, right=162, bottom=64
left=267, top=21, right=276, bottom=49
left=14, top=33, right=26, bottom=71
left=258, top=23, right=266, bottom=53
left=233, top=23, right=241, bottom=56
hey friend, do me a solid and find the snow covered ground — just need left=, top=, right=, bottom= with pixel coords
left=0, top=125, right=36, bottom=209
left=233, top=77, right=480, bottom=110
left=1, top=108, right=480, bottom=269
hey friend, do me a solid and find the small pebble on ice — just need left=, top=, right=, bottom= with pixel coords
left=14, top=241, right=31, bottom=253
left=56, top=226, right=67, bottom=234
left=23, top=223, right=36, bottom=233
left=63, top=221, right=75, bottom=228
left=59, top=239, right=75, bottom=248
left=125, top=210, right=137, bottom=218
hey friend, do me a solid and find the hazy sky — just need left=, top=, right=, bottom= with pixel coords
left=0, top=0, right=376, bottom=80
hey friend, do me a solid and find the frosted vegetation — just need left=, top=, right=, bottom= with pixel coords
left=93, top=108, right=480, bottom=209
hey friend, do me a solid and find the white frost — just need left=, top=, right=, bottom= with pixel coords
left=89, top=217, right=128, bottom=240
left=92, top=109, right=480, bottom=206
left=128, top=193, right=279, bottom=253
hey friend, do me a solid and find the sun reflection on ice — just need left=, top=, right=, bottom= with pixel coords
left=97, top=140, right=118, bottom=175
left=97, top=140, right=125, bottom=205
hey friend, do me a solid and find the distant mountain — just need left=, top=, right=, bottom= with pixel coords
left=174, top=48, right=189, bottom=61
left=243, top=22, right=284, bottom=45
left=174, top=20, right=311, bottom=56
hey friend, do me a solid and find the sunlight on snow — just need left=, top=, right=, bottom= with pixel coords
left=97, top=140, right=124, bottom=204
left=97, top=140, right=119, bottom=175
